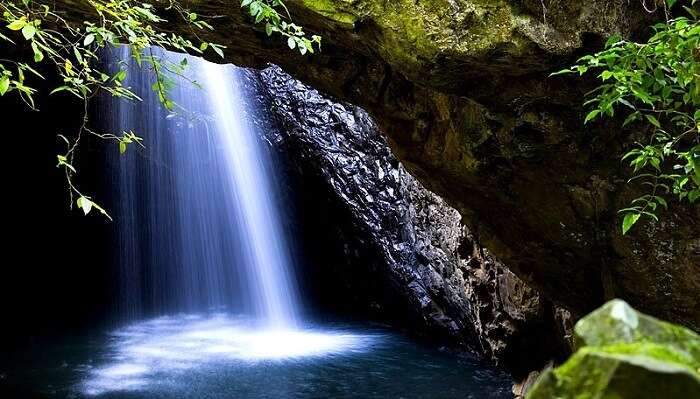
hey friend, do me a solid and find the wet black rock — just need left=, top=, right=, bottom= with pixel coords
left=246, top=66, right=572, bottom=378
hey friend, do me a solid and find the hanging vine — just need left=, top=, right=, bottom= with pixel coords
left=0, top=0, right=321, bottom=218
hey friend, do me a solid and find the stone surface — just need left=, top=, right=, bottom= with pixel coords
left=512, top=362, right=552, bottom=399
left=527, top=300, right=700, bottom=398
left=574, top=299, right=700, bottom=366
left=528, top=350, right=700, bottom=399
left=53, top=0, right=700, bottom=331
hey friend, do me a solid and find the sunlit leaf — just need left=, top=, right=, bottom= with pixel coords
left=622, top=213, right=640, bottom=235
left=77, top=196, right=93, bottom=215
left=7, top=19, right=26, bottom=31
left=21, top=24, right=36, bottom=40
left=83, top=34, right=95, bottom=46
left=0, top=76, right=9, bottom=95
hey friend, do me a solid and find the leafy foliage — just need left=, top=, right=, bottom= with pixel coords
left=0, top=0, right=320, bottom=219
left=555, top=0, right=700, bottom=234
left=240, top=0, right=321, bottom=55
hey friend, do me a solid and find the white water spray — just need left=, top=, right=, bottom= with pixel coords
left=201, top=62, right=297, bottom=328
left=105, top=48, right=298, bottom=326
left=86, top=49, right=380, bottom=396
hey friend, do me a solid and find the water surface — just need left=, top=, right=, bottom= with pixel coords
left=1, top=315, right=513, bottom=399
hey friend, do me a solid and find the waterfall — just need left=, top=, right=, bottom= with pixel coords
left=201, top=62, right=297, bottom=328
left=103, top=47, right=298, bottom=328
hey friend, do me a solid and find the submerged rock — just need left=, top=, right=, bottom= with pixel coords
left=527, top=300, right=700, bottom=398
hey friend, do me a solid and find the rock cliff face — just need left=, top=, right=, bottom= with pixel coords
left=56, top=0, right=700, bottom=331
left=244, top=66, right=572, bottom=377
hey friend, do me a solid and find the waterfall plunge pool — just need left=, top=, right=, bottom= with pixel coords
left=0, top=50, right=512, bottom=398
left=1, top=314, right=514, bottom=398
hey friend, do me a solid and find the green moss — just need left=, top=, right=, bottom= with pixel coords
left=296, top=0, right=529, bottom=78
left=596, top=342, right=698, bottom=371
left=574, top=299, right=700, bottom=361
left=298, top=0, right=359, bottom=27
left=530, top=349, right=700, bottom=399
left=527, top=300, right=700, bottom=399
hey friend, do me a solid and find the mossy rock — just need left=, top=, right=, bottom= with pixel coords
left=574, top=299, right=700, bottom=368
left=527, top=300, right=700, bottom=399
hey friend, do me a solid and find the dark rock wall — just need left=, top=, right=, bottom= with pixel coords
left=247, top=66, right=572, bottom=376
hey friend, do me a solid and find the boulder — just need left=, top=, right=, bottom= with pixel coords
left=527, top=300, right=700, bottom=398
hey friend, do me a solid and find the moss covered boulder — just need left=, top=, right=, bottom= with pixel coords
left=527, top=300, right=700, bottom=398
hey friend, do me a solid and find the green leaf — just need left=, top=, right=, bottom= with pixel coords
left=645, top=114, right=661, bottom=128
left=114, top=70, right=127, bottom=82
left=211, top=44, right=224, bottom=58
left=622, top=112, right=640, bottom=127
left=584, top=109, right=600, bottom=124
left=254, top=11, right=264, bottom=23
left=83, top=34, right=95, bottom=46
left=0, top=76, right=9, bottom=95
left=77, top=196, right=93, bottom=215
left=650, top=157, right=661, bottom=171
left=73, top=47, right=83, bottom=65
left=31, top=42, right=43, bottom=62
left=21, top=63, right=43, bottom=79
left=90, top=200, right=112, bottom=221
left=50, top=85, right=71, bottom=95
left=622, top=212, right=641, bottom=235
left=56, top=154, right=76, bottom=172
left=617, top=98, right=635, bottom=110
left=549, top=69, right=574, bottom=77
left=287, top=36, right=296, bottom=49
left=655, top=196, right=668, bottom=209
left=7, top=19, right=26, bottom=31
left=689, top=189, right=700, bottom=204
left=605, top=34, right=622, bottom=48
left=21, top=24, right=36, bottom=40
left=119, top=141, right=127, bottom=154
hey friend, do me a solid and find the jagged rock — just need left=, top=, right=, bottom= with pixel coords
left=242, top=65, right=571, bottom=376
left=512, top=361, right=553, bottom=399
left=54, top=0, right=700, bottom=332
left=527, top=300, right=700, bottom=398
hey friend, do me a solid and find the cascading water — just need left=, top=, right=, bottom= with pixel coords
left=80, top=48, right=378, bottom=394
left=0, top=47, right=515, bottom=399
left=201, top=61, right=297, bottom=328
left=104, top=47, right=298, bottom=327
